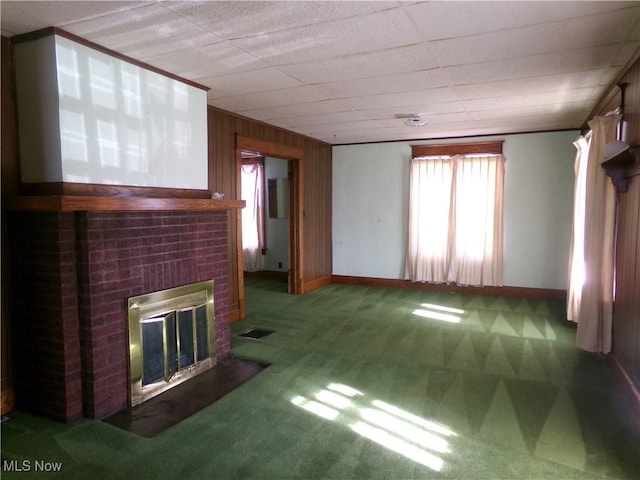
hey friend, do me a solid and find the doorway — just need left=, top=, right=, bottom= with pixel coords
left=236, top=136, right=304, bottom=319
left=241, top=154, right=289, bottom=290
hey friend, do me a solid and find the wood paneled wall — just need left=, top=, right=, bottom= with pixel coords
left=614, top=172, right=640, bottom=394
left=207, top=107, right=332, bottom=320
left=2, top=36, right=19, bottom=414
left=622, top=62, right=640, bottom=146
left=611, top=56, right=640, bottom=399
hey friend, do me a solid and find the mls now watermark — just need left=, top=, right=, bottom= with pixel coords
left=3, top=459, right=63, bottom=473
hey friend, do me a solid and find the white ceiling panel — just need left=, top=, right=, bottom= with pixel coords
left=469, top=102, right=592, bottom=122
left=213, top=85, right=330, bottom=112
left=341, top=87, right=459, bottom=111
left=405, top=1, right=637, bottom=41
left=232, top=8, right=422, bottom=66
left=1, top=0, right=638, bottom=144
left=203, top=68, right=303, bottom=99
left=454, top=70, right=611, bottom=100
left=0, top=1, right=152, bottom=36
left=362, top=101, right=468, bottom=120
left=430, top=8, right=638, bottom=68
left=279, top=43, right=440, bottom=84
left=151, top=40, right=270, bottom=78
left=63, top=3, right=224, bottom=60
left=613, top=40, right=640, bottom=67
left=240, top=99, right=353, bottom=122
left=463, top=87, right=600, bottom=113
left=164, top=0, right=399, bottom=38
left=277, top=110, right=369, bottom=129
left=444, top=45, right=623, bottom=86
left=315, top=68, right=451, bottom=99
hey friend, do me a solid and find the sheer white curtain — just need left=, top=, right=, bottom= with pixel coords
left=567, top=114, right=621, bottom=353
left=405, top=154, right=505, bottom=286
left=567, top=135, right=590, bottom=322
left=241, top=163, right=265, bottom=272
left=450, top=155, right=505, bottom=286
left=405, top=157, right=453, bottom=283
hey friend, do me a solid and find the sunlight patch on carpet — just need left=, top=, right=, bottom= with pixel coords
left=290, top=382, right=457, bottom=472
left=413, top=303, right=464, bottom=324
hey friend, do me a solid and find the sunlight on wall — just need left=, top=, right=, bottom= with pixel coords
left=9, top=33, right=208, bottom=188
left=412, top=303, right=464, bottom=324
left=290, top=383, right=456, bottom=472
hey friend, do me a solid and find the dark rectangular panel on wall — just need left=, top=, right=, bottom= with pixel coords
left=207, top=106, right=332, bottom=319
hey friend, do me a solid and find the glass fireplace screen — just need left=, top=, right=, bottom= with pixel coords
left=128, top=280, right=215, bottom=406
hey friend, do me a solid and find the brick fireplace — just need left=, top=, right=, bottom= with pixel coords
left=7, top=197, right=242, bottom=422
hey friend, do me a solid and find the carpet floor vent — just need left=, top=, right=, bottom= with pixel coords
left=239, top=328, right=275, bottom=340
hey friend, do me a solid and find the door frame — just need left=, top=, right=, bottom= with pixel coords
left=236, top=135, right=304, bottom=318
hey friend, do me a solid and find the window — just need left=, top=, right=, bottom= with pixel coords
left=405, top=142, right=505, bottom=287
left=241, top=158, right=265, bottom=272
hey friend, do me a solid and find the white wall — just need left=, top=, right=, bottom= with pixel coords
left=262, top=157, right=289, bottom=271
left=13, top=33, right=208, bottom=189
left=332, top=131, right=578, bottom=290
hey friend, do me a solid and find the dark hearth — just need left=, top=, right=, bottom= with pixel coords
left=103, top=357, right=267, bottom=438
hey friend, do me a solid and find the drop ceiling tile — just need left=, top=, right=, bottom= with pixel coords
left=232, top=8, right=422, bottom=65
left=630, top=18, right=640, bottom=40
left=350, top=112, right=471, bottom=133
left=148, top=41, right=269, bottom=79
left=454, top=70, right=610, bottom=100
left=405, top=1, right=638, bottom=41
left=444, top=46, right=621, bottom=85
left=62, top=4, right=223, bottom=60
left=469, top=102, right=591, bottom=122
left=613, top=40, right=640, bottom=67
left=405, top=1, right=542, bottom=40
left=0, top=1, right=152, bottom=36
left=308, top=126, right=390, bottom=144
left=362, top=101, right=467, bottom=120
left=165, top=0, right=400, bottom=38
left=298, top=121, right=375, bottom=137
left=234, top=99, right=351, bottom=122
left=418, top=112, right=473, bottom=125
left=463, top=87, right=598, bottom=113
left=200, top=68, right=303, bottom=99
left=315, top=68, right=451, bottom=99
left=280, top=44, right=439, bottom=84
left=277, top=111, right=368, bottom=129
left=430, top=8, right=639, bottom=68
left=340, top=87, right=458, bottom=111
left=211, top=85, right=330, bottom=112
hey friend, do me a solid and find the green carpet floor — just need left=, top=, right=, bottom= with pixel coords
left=2, top=277, right=639, bottom=479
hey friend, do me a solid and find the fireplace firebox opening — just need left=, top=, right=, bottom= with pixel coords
left=128, top=280, right=216, bottom=406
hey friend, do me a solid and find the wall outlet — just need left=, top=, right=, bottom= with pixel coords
left=278, top=262, right=283, bottom=269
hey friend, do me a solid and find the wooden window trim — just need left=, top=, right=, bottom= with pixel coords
left=411, top=141, right=504, bottom=158
left=241, top=157, right=264, bottom=166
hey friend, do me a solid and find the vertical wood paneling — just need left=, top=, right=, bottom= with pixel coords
left=622, top=58, right=640, bottom=145
left=611, top=57, right=640, bottom=396
left=1, top=35, right=19, bottom=414
left=614, top=177, right=640, bottom=391
left=207, top=107, right=332, bottom=320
